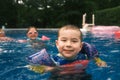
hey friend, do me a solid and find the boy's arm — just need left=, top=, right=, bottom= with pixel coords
left=82, top=42, right=107, bottom=67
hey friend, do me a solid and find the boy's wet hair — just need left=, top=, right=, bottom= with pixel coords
left=27, top=26, right=38, bottom=33
left=58, top=25, right=83, bottom=41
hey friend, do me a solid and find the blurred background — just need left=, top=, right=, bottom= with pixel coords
left=0, top=0, right=120, bottom=28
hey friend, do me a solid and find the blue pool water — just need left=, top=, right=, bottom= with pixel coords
left=0, top=29, right=120, bottom=80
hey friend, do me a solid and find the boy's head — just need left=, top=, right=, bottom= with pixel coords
left=27, top=26, right=38, bottom=39
left=57, top=25, right=82, bottom=40
left=56, top=25, right=83, bottom=59
left=0, top=29, right=5, bottom=37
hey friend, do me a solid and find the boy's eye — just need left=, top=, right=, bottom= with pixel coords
left=72, top=40, right=78, bottom=42
left=61, top=39, right=66, bottom=42
left=28, top=32, right=32, bottom=34
left=34, top=32, right=38, bottom=34
left=71, top=40, right=78, bottom=43
left=28, top=32, right=38, bottom=34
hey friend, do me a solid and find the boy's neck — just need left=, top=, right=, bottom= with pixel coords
left=57, top=53, right=76, bottom=60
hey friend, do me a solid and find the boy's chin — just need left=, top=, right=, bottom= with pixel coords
left=64, top=56, right=75, bottom=60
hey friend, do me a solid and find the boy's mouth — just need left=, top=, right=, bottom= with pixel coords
left=63, top=49, right=74, bottom=52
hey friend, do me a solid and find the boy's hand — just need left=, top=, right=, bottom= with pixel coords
left=28, top=65, right=46, bottom=74
left=96, top=60, right=107, bottom=67
left=28, top=65, right=55, bottom=74
left=95, top=57, right=107, bottom=67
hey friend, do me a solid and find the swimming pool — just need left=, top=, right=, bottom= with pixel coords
left=0, top=29, right=120, bottom=80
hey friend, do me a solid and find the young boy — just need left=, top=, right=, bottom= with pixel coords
left=54, top=25, right=106, bottom=67
left=28, top=25, right=107, bottom=79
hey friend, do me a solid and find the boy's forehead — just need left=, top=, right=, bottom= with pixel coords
left=59, top=29, right=81, bottom=37
left=29, top=28, right=36, bottom=31
left=59, top=29, right=80, bottom=34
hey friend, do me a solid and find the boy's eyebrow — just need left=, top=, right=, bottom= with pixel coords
left=60, top=37, right=80, bottom=40
left=72, top=38, right=79, bottom=39
left=59, top=37, right=67, bottom=39
left=71, top=38, right=81, bottom=41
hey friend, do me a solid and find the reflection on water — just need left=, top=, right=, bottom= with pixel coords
left=0, top=30, right=120, bottom=80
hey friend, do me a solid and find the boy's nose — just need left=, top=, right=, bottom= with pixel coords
left=66, top=41, right=72, bottom=46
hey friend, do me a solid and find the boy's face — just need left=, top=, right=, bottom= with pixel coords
left=27, top=28, right=38, bottom=39
left=56, top=29, right=82, bottom=59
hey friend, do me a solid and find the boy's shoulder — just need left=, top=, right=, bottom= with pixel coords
left=82, top=42, right=96, bottom=49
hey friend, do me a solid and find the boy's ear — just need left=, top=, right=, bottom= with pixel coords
left=81, top=42, right=83, bottom=46
left=26, top=33, right=28, bottom=36
left=55, top=40, right=60, bottom=49
left=55, top=40, right=58, bottom=45
left=80, top=42, right=83, bottom=49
